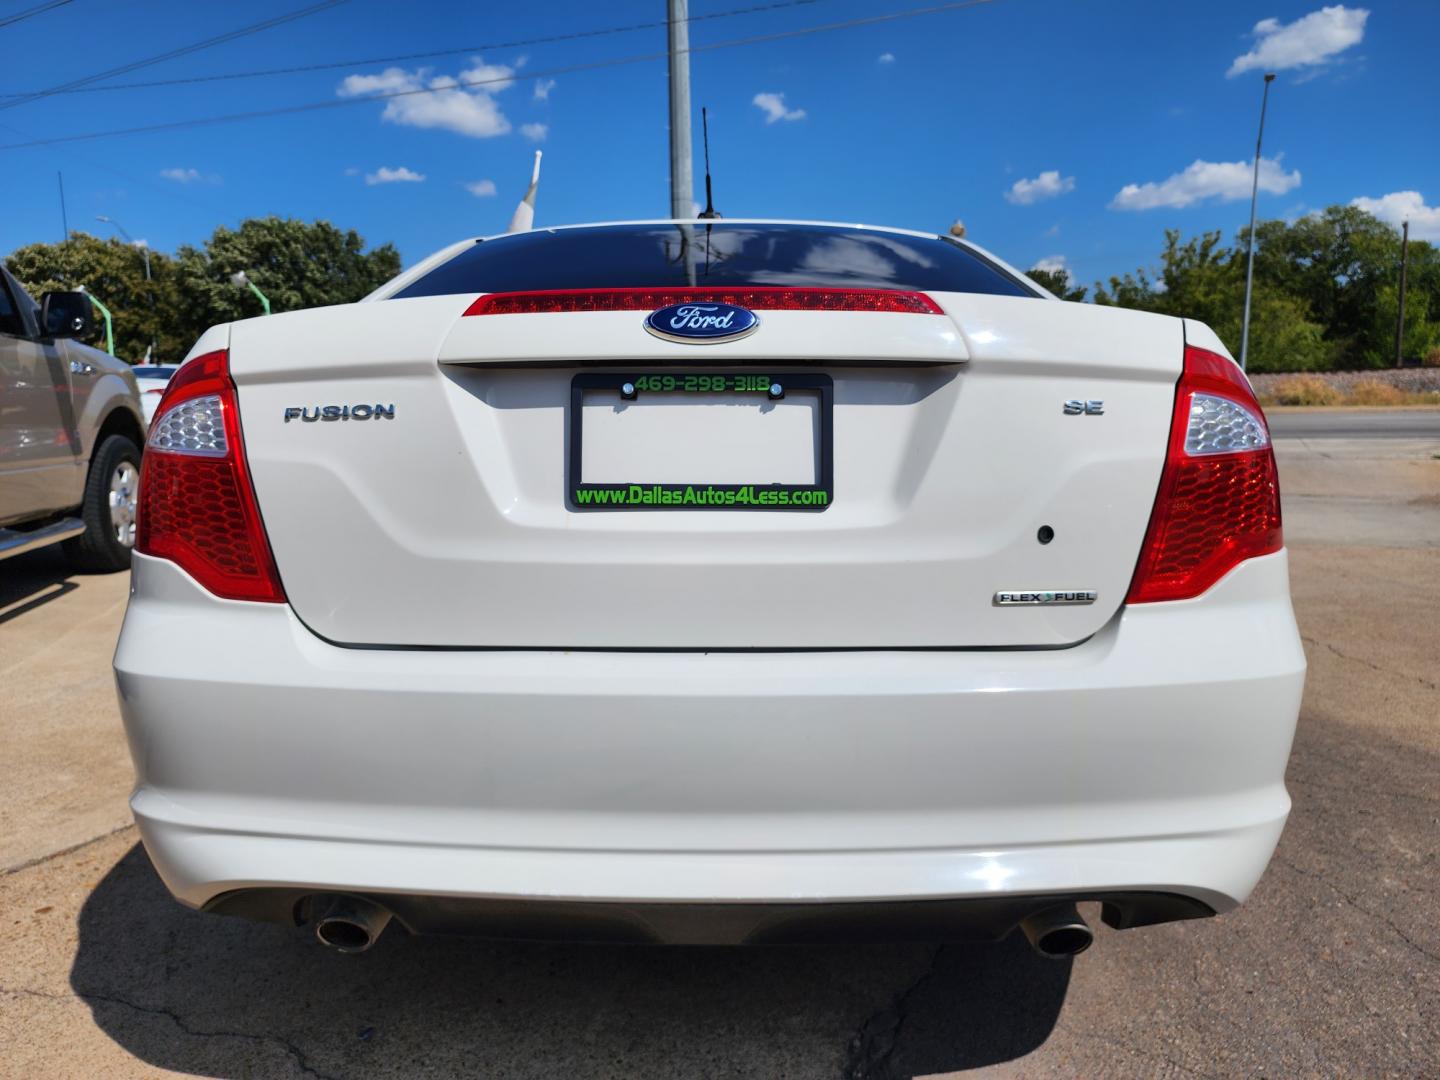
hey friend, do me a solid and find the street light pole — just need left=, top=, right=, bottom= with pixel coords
left=95, top=216, right=150, bottom=282
left=1239, top=72, right=1276, bottom=372
left=97, top=215, right=155, bottom=360
left=666, top=0, right=694, bottom=219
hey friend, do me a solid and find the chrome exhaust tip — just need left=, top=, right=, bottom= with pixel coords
left=1019, top=903, right=1093, bottom=959
left=313, top=896, right=392, bottom=954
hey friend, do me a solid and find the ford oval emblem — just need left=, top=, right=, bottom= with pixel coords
left=643, top=301, right=759, bottom=344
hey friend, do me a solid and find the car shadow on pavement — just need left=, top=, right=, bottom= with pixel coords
left=0, top=548, right=81, bottom=624
left=71, top=844, right=1072, bottom=1078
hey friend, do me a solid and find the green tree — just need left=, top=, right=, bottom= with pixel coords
left=1244, top=205, right=1404, bottom=366
left=5, top=232, right=181, bottom=362
left=1395, top=239, right=1440, bottom=360
left=1093, top=230, right=1240, bottom=330
left=1095, top=208, right=1440, bottom=370
left=1153, top=230, right=1240, bottom=329
left=1026, top=267, right=1088, bottom=302
left=1367, top=284, right=1439, bottom=366
left=6, top=217, right=401, bottom=364
left=1091, top=267, right=1164, bottom=312
left=1215, top=291, right=1329, bottom=373
left=172, top=217, right=401, bottom=344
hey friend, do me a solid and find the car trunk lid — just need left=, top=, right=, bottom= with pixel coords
left=233, top=291, right=1179, bottom=649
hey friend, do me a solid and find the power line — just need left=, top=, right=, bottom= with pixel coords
left=0, top=119, right=233, bottom=218
left=0, top=0, right=346, bottom=112
left=0, top=0, right=829, bottom=97
left=0, top=0, right=73, bottom=31
left=0, top=0, right=998, bottom=150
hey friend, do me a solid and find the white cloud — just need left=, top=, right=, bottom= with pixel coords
left=1350, top=191, right=1440, bottom=241
left=533, top=78, right=556, bottom=101
left=1005, top=170, right=1075, bottom=205
left=365, top=166, right=425, bottom=185
left=752, top=92, right=806, bottom=124
left=877, top=52, right=895, bottom=64
left=464, top=179, right=497, bottom=198
left=1110, top=156, right=1300, bottom=210
left=159, top=167, right=219, bottom=184
left=338, top=60, right=515, bottom=138
left=519, top=122, right=548, bottom=142
left=1031, top=255, right=1069, bottom=276
left=1228, top=6, right=1368, bottom=78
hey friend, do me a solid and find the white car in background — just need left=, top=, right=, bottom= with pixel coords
left=113, top=220, right=1305, bottom=957
left=130, top=363, right=182, bottom=424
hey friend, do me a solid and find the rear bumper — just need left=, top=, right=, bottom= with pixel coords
left=114, top=550, right=1304, bottom=937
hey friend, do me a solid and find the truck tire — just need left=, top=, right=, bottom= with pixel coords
left=64, top=434, right=142, bottom=572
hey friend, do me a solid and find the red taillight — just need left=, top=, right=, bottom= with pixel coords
left=137, top=349, right=285, bottom=603
left=463, top=287, right=944, bottom=316
left=1126, top=344, right=1282, bottom=604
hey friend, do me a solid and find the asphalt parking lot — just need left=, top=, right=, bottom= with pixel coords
left=1268, top=406, right=1440, bottom=441
left=2, top=417, right=1437, bottom=1079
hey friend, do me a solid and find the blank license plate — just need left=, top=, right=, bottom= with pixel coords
left=568, top=373, right=833, bottom=510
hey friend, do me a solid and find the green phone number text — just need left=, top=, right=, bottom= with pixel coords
left=631, top=374, right=773, bottom=393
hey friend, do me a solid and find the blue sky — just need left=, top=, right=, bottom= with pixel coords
left=3, top=0, right=1437, bottom=290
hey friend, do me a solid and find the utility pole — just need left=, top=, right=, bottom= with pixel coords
left=57, top=171, right=70, bottom=241
left=1394, top=220, right=1410, bottom=367
left=1239, top=72, right=1276, bottom=372
left=666, top=0, right=694, bottom=219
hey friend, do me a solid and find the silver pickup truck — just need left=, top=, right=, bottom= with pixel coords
left=1, top=264, right=146, bottom=571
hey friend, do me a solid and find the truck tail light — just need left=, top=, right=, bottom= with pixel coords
left=1126, top=344, right=1282, bottom=604
left=137, top=349, right=285, bottom=602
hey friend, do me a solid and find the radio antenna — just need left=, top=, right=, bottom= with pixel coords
left=697, top=107, right=721, bottom=219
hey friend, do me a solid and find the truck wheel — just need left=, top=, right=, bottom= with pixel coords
left=64, top=434, right=142, bottom=572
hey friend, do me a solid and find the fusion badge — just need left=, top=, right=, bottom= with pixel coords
left=994, top=590, right=1098, bottom=606
left=283, top=404, right=395, bottom=422
left=644, top=302, right=759, bottom=344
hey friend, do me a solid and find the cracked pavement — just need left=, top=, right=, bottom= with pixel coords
left=1, top=433, right=1437, bottom=1078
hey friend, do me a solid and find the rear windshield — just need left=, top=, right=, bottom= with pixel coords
left=392, top=224, right=1034, bottom=299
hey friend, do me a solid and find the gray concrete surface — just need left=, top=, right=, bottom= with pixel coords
left=1, top=434, right=1437, bottom=1079
left=1275, top=437, right=1440, bottom=549
left=0, top=548, right=134, bottom=872
left=1268, top=406, right=1440, bottom=440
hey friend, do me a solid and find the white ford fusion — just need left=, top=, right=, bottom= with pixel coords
left=114, top=221, right=1304, bottom=957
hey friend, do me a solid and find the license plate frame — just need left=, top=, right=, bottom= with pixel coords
left=567, top=372, right=833, bottom=511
